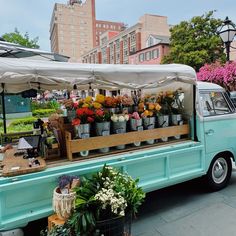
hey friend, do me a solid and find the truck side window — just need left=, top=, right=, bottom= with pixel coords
left=200, top=92, right=231, bottom=117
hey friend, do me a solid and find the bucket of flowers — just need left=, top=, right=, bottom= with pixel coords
left=63, top=99, right=77, bottom=122
left=42, top=165, right=145, bottom=236
left=72, top=107, right=94, bottom=156
left=120, top=94, right=134, bottom=113
left=103, top=96, right=120, bottom=114
left=129, top=112, right=143, bottom=147
left=94, top=108, right=111, bottom=153
left=111, top=113, right=129, bottom=149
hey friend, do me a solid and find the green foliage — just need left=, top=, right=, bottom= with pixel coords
left=8, top=117, right=36, bottom=126
left=68, top=165, right=145, bottom=235
left=2, top=28, right=39, bottom=48
left=32, top=109, right=56, bottom=117
left=162, top=11, right=225, bottom=71
left=31, top=100, right=60, bottom=112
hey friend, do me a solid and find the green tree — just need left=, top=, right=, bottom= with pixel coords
left=162, top=11, right=225, bottom=71
left=2, top=28, right=39, bottom=49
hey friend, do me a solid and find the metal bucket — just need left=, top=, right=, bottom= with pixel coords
left=67, top=110, right=76, bottom=122
left=121, top=106, right=133, bottom=114
left=157, top=115, right=169, bottom=142
left=112, top=121, right=127, bottom=149
left=171, top=114, right=183, bottom=139
left=143, top=117, right=156, bottom=144
left=74, top=123, right=90, bottom=156
left=130, top=118, right=143, bottom=147
left=95, top=122, right=111, bottom=153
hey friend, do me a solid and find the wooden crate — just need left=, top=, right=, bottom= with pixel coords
left=65, top=124, right=190, bottom=161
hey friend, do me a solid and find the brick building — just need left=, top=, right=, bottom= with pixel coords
left=50, top=0, right=124, bottom=62
left=82, top=14, right=170, bottom=64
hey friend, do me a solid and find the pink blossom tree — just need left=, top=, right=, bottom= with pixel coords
left=197, top=62, right=236, bottom=91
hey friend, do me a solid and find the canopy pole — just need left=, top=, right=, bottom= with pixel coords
left=1, top=83, right=7, bottom=134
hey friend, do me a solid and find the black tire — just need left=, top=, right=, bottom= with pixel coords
left=205, top=154, right=232, bottom=191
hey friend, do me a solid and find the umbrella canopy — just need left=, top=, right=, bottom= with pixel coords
left=0, top=57, right=197, bottom=93
left=0, top=41, right=69, bottom=62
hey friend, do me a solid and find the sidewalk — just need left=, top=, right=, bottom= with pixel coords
left=132, top=168, right=236, bottom=236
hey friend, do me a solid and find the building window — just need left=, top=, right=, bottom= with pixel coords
left=145, top=51, right=151, bottom=61
left=152, top=49, right=159, bottom=59
left=139, top=53, right=144, bottom=62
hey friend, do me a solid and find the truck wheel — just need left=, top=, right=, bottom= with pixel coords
left=206, top=154, right=232, bottom=191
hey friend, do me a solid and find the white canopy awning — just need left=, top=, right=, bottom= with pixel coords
left=0, top=57, right=197, bottom=93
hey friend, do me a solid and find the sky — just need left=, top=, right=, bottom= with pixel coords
left=0, top=0, right=236, bottom=51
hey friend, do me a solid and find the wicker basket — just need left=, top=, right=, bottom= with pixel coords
left=52, top=187, right=76, bottom=220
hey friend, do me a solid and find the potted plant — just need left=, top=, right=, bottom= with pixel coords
left=72, top=107, right=94, bottom=156
left=63, top=99, right=77, bottom=122
left=120, top=94, right=134, bottom=113
left=111, top=113, right=129, bottom=149
left=53, top=175, right=80, bottom=220
left=94, top=109, right=111, bottom=153
left=43, top=165, right=145, bottom=236
left=129, top=112, right=143, bottom=147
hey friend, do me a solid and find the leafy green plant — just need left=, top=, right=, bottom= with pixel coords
left=32, top=109, right=56, bottom=117
left=68, top=165, right=145, bottom=235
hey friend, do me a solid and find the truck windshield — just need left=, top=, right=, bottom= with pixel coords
left=200, top=91, right=233, bottom=117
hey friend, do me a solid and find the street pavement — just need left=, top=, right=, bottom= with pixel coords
left=132, top=166, right=236, bottom=236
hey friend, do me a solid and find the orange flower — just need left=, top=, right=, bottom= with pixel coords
left=155, top=103, right=162, bottom=111
left=148, top=103, right=155, bottom=110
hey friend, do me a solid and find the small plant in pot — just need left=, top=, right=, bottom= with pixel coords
left=53, top=175, right=80, bottom=220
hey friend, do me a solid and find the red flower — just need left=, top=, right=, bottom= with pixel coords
left=72, top=118, right=81, bottom=126
left=87, top=117, right=94, bottom=123
left=95, top=109, right=104, bottom=117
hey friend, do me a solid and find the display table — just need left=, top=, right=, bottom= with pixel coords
left=1, top=149, right=46, bottom=177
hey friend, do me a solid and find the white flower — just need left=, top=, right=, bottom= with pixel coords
left=124, top=114, right=130, bottom=121
left=111, top=115, right=118, bottom=122
left=118, top=115, right=125, bottom=122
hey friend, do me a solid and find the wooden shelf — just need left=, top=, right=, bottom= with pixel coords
left=65, top=124, right=189, bottom=161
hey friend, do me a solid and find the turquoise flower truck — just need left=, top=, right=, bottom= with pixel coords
left=0, top=58, right=235, bottom=232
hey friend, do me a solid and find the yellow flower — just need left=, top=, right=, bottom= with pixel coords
left=82, top=103, right=89, bottom=108
left=93, top=102, right=102, bottom=109
left=148, top=111, right=153, bottom=117
left=143, top=110, right=149, bottom=117
left=85, top=96, right=92, bottom=103
left=155, top=103, right=162, bottom=111
left=148, top=103, right=155, bottom=110
left=95, top=94, right=105, bottom=104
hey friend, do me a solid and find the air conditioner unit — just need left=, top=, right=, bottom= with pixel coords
left=0, top=229, right=24, bottom=236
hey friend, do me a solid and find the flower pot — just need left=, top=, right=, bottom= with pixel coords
left=52, top=187, right=76, bottom=220
left=67, top=110, right=76, bottom=122
left=95, top=122, right=111, bottom=153
left=74, top=123, right=90, bottom=156
left=112, top=121, right=127, bottom=149
left=143, top=117, right=156, bottom=145
left=171, top=114, right=183, bottom=139
left=157, top=115, right=169, bottom=142
left=95, top=215, right=125, bottom=236
left=130, top=118, right=143, bottom=147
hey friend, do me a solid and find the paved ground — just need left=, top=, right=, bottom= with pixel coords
left=132, top=167, right=236, bottom=236
left=24, top=167, right=236, bottom=236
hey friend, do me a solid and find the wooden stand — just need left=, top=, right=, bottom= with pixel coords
left=65, top=124, right=190, bottom=161
left=48, top=214, right=65, bottom=231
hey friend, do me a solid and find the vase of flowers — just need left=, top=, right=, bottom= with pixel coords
left=170, top=88, right=184, bottom=139
left=111, top=113, right=129, bottom=149
left=94, top=109, right=111, bottom=153
left=103, top=96, right=120, bottom=114
left=72, top=107, right=94, bottom=156
left=63, top=99, right=77, bottom=122
left=142, top=109, right=156, bottom=145
left=52, top=175, right=80, bottom=220
left=130, top=112, right=143, bottom=147
left=120, top=94, right=134, bottom=113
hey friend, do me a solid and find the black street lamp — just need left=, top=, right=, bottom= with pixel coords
left=218, top=17, right=236, bottom=61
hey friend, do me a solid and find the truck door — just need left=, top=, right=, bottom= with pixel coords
left=200, top=91, right=236, bottom=154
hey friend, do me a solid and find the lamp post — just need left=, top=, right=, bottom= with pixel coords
left=218, top=17, right=236, bottom=61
